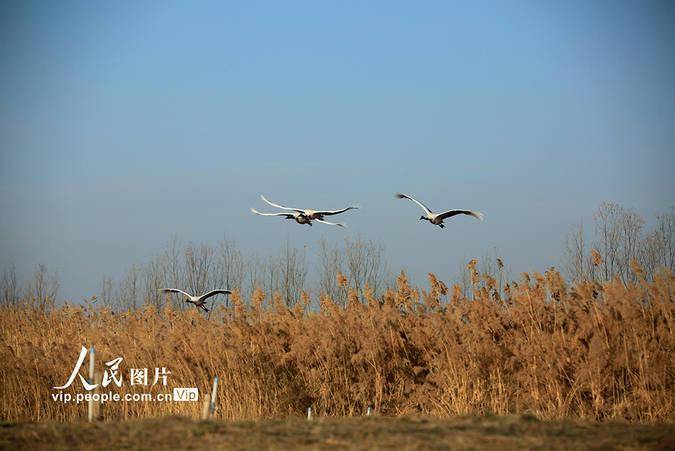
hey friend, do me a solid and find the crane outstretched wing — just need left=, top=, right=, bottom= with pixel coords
left=436, top=210, right=484, bottom=221
left=161, top=288, right=192, bottom=298
left=395, top=193, right=433, bottom=215
left=251, top=208, right=295, bottom=219
left=260, top=195, right=304, bottom=213
left=199, top=289, right=232, bottom=301
left=315, top=219, right=346, bottom=227
left=314, top=206, right=358, bottom=216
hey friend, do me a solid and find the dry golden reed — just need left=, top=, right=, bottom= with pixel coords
left=1, top=266, right=673, bottom=423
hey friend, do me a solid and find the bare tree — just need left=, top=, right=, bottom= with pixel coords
left=562, top=203, right=673, bottom=284
left=640, top=208, right=674, bottom=278
left=118, top=264, right=140, bottom=310
left=262, top=255, right=279, bottom=301
left=277, top=241, right=307, bottom=307
left=100, top=276, right=115, bottom=309
left=142, top=255, right=166, bottom=309
left=563, top=221, right=588, bottom=282
left=219, top=239, right=245, bottom=306
left=594, top=202, right=623, bottom=282
left=346, top=235, right=386, bottom=298
left=618, top=210, right=644, bottom=283
left=163, top=236, right=186, bottom=309
left=184, top=243, right=222, bottom=312
left=97, top=238, right=250, bottom=313
left=478, top=253, right=499, bottom=282
left=318, top=238, right=346, bottom=306
left=654, top=208, right=674, bottom=271
left=184, top=244, right=211, bottom=294
left=245, top=253, right=264, bottom=302
left=317, top=236, right=387, bottom=305
left=28, top=264, right=58, bottom=309
left=1, top=263, right=19, bottom=306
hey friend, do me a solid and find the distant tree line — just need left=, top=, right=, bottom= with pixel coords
left=0, top=235, right=390, bottom=312
left=562, top=202, right=673, bottom=284
left=96, top=235, right=390, bottom=313
left=1, top=202, right=672, bottom=310
left=452, top=203, right=674, bottom=295
left=1, top=263, right=59, bottom=309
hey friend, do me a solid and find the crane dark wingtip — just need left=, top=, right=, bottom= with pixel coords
left=395, top=193, right=406, bottom=199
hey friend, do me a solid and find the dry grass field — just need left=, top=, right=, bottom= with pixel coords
left=1, top=264, right=672, bottom=425
left=2, top=415, right=673, bottom=450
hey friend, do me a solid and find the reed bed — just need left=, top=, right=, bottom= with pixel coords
left=1, top=265, right=672, bottom=423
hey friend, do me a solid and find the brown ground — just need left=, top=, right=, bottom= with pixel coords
left=1, top=415, right=673, bottom=450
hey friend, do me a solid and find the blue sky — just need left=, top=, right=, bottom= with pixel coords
left=1, top=1, right=674, bottom=301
